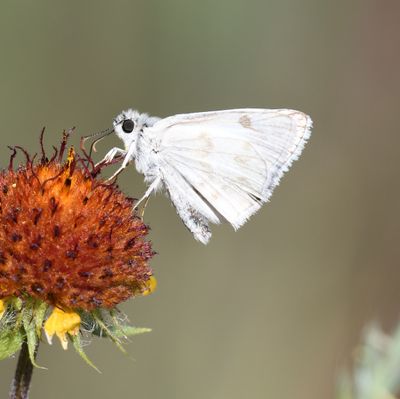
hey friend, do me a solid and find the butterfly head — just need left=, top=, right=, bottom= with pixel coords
left=113, top=109, right=160, bottom=150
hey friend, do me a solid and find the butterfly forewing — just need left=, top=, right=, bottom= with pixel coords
left=150, top=109, right=312, bottom=236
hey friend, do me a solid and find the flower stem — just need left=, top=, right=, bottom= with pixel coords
left=9, top=341, right=38, bottom=399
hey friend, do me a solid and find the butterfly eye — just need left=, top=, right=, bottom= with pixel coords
left=122, top=119, right=135, bottom=133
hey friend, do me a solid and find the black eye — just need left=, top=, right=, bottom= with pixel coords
left=122, top=119, right=134, bottom=133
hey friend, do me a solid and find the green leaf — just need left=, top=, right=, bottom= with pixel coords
left=92, top=311, right=126, bottom=353
left=11, top=297, right=23, bottom=312
left=71, top=334, right=100, bottom=373
left=0, top=327, right=24, bottom=360
left=91, top=309, right=151, bottom=342
left=22, top=306, right=45, bottom=369
left=78, top=311, right=103, bottom=337
left=34, top=301, right=48, bottom=338
left=114, top=326, right=151, bottom=338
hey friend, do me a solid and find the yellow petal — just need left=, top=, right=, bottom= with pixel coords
left=142, top=275, right=157, bottom=296
left=44, top=307, right=81, bottom=350
left=0, top=299, right=6, bottom=320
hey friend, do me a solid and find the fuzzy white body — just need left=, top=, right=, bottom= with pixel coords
left=103, top=108, right=312, bottom=244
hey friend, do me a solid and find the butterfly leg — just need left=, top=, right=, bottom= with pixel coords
left=105, top=164, right=127, bottom=183
left=139, top=196, right=151, bottom=220
left=134, top=176, right=162, bottom=211
left=95, top=147, right=126, bottom=167
left=105, top=144, right=136, bottom=182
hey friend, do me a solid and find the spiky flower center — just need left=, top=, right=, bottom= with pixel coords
left=0, top=144, right=154, bottom=311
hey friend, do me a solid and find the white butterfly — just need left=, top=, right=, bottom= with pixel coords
left=88, top=108, right=312, bottom=244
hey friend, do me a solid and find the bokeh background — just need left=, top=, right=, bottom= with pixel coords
left=1, top=1, right=400, bottom=398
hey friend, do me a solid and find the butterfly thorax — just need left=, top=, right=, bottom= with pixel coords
left=135, top=128, right=162, bottom=186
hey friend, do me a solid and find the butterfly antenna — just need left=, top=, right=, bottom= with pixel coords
left=80, top=117, right=125, bottom=155
left=80, top=127, right=114, bottom=156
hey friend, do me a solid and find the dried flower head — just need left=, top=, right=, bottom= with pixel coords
left=0, top=130, right=155, bottom=366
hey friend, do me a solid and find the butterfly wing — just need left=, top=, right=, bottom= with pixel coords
left=150, top=109, right=312, bottom=242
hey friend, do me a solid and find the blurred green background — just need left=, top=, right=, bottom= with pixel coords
left=1, top=1, right=400, bottom=398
